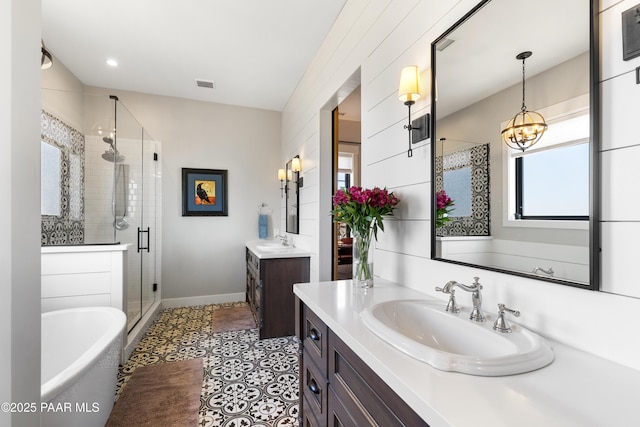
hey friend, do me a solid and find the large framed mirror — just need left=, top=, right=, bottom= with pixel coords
left=285, top=158, right=300, bottom=234
left=431, top=0, right=599, bottom=290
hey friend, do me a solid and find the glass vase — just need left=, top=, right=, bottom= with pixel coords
left=352, top=229, right=374, bottom=288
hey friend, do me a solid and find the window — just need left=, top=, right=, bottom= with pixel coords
left=505, top=98, right=589, bottom=223
left=515, top=142, right=589, bottom=219
left=337, top=172, right=351, bottom=191
left=337, top=150, right=357, bottom=239
left=337, top=152, right=354, bottom=190
left=41, top=141, right=61, bottom=216
left=443, top=167, right=472, bottom=217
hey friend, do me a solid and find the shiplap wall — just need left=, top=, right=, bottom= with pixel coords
left=281, top=0, right=640, bottom=371
left=600, top=0, right=640, bottom=298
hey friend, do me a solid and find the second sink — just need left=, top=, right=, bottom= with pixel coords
left=360, top=299, right=554, bottom=376
left=255, top=240, right=293, bottom=252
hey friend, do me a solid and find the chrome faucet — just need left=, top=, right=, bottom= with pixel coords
left=435, top=277, right=485, bottom=322
left=493, top=303, right=520, bottom=333
left=274, top=234, right=288, bottom=245
left=435, top=281, right=460, bottom=313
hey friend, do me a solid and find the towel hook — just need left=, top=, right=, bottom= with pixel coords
left=257, top=203, right=272, bottom=215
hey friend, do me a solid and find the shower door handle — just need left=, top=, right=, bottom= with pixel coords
left=137, top=227, right=150, bottom=253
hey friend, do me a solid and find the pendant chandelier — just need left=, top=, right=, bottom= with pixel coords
left=501, top=51, right=547, bottom=152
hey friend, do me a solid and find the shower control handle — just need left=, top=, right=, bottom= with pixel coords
left=137, top=227, right=150, bottom=253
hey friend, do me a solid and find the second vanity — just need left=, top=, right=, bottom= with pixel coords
left=246, top=240, right=310, bottom=339
left=294, top=279, right=640, bottom=427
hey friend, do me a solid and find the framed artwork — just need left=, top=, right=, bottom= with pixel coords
left=182, top=168, right=228, bottom=216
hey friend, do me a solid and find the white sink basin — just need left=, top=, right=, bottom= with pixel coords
left=361, top=299, right=554, bottom=376
left=255, top=241, right=293, bottom=251
left=256, top=240, right=283, bottom=246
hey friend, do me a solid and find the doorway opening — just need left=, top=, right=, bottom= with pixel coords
left=332, top=86, right=361, bottom=280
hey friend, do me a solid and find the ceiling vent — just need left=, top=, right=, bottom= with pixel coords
left=195, top=79, right=215, bottom=89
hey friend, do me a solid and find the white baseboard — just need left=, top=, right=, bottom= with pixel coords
left=161, top=292, right=246, bottom=309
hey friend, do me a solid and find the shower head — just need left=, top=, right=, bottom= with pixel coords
left=102, top=149, right=125, bottom=163
left=114, top=217, right=129, bottom=230
left=101, top=136, right=125, bottom=162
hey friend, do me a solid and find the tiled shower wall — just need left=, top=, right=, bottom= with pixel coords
left=41, top=110, right=85, bottom=245
left=84, top=134, right=116, bottom=243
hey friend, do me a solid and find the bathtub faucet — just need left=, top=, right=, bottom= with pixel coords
left=436, top=277, right=485, bottom=322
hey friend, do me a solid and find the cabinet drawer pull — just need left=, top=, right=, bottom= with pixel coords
left=308, top=328, right=320, bottom=341
left=308, top=379, right=321, bottom=394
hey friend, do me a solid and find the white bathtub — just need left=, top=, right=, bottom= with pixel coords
left=41, top=307, right=126, bottom=427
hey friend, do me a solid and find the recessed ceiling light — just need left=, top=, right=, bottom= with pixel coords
left=106, top=58, right=118, bottom=67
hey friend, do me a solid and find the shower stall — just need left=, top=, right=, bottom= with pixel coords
left=41, top=90, right=161, bottom=332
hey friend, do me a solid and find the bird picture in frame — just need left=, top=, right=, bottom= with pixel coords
left=182, top=168, right=227, bottom=216
left=195, top=180, right=216, bottom=205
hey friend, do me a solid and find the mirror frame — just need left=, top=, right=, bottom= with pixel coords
left=430, top=0, right=600, bottom=291
left=285, top=159, right=300, bottom=234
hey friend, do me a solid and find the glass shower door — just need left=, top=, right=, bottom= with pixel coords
left=113, top=100, right=157, bottom=332
left=140, top=127, right=158, bottom=322
left=113, top=100, right=143, bottom=331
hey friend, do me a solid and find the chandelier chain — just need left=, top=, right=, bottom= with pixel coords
left=521, top=56, right=527, bottom=112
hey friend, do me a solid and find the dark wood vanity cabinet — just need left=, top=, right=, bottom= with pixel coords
left=300, top=304, right=330, bottom=425
left=298, top=302, right=429, bottom=427
left=246, top=248, right=309, bottom=339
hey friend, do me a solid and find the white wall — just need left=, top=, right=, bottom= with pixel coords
left=82, top=87, right=283, bottom=300
left=282, top=0, right=640, bottom=371
left=600, top=0, right=640, bottom=298
left=338, top=118, right=361, bottom=143
left=1, top=0, right=42, bottom=425
left=41, top=53, right=84, bottom=130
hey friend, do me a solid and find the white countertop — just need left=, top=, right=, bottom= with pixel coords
left=246, top=240, right=311, bottom=259
left=294, top=279, right=640, bottom=427
left=41, top=243, right=130, bottom=253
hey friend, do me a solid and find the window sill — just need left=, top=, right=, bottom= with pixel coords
left=503, top=218, right=588, bottom=230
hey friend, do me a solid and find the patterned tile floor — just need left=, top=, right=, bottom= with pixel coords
left=116, top=302, right=300, bottom=426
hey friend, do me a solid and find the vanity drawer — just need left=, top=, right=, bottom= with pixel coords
left=302, top=304, right=329, bottom=373
left=302, top=348, right=327, bottom=427
left=245, top=248, right=259, bottom=273
left=328, top=332, right=428, bottom=427
left=302, top=394, right=324, bottom=427
left=328, top=385, right=358, bottom=427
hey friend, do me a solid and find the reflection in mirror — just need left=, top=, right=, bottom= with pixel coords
left=285, top=159, right=299, bottom=234
left=431, top=0, right=598, bottom=289
left=435, top=138, right=490, bottom=236
left=41, top=141, right=61, bottom=216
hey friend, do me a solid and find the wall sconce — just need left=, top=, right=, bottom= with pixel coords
left=292, top=156, right=301, bottom=172
left=398, top=65, right=430, bottom=158
left=501, top=51, right=548, bottom=152
left=291, top=156, right=303, bottom=187
left=278, top=168, right=286, bottom=197
left=41, top=39, right=53, bottom=70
